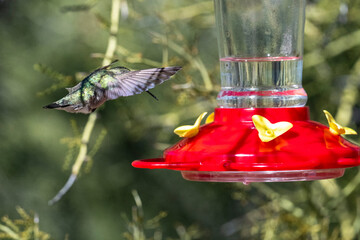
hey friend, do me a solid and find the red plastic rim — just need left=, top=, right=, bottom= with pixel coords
left=132, top=107, right=360, bottom=182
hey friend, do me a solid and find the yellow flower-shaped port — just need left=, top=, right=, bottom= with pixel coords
left=174, top=112, right=207, bottom=138
left=323, top=110, right=357, bottom=135
left=252, top=115, right=293, bottom=142
left=205, top=112, right=215, bottom=124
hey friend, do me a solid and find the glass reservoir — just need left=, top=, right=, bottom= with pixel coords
left=215, top=0, right=307, bottom=108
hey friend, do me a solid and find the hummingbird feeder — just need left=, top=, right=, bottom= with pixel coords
left=132, top=0, right=360, bottom=182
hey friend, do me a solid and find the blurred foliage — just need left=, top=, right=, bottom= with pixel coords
left=0, top=0, right=359, bottom=239
left=122, top=190, right=203, bottom=240
left=0, top=207, right=50, bottom=240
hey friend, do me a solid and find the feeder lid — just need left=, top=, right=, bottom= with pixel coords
left=133, top=107, right=360, bottom=181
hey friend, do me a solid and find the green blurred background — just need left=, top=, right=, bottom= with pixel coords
left=0, top=0, right=360, bottom=239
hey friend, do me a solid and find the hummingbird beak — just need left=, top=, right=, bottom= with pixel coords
left=43, top=103, right=69, bottom=109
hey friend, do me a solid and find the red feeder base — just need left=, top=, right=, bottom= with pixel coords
left=132, top=107, right=360, bottom=182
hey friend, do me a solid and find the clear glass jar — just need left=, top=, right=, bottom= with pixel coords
left=215, top=0, right=307, bottom=108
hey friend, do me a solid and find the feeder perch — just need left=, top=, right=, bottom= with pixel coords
left=132, top=0, right=360, bottom=182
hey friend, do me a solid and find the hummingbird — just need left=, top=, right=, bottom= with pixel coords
left=43, top=61, right=182, bottom=114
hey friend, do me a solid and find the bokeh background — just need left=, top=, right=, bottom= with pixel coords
left=0, top=0, right=360, bottom=239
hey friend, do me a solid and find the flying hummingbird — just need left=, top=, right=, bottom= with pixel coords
left=43, top=61, right=182, bottom=114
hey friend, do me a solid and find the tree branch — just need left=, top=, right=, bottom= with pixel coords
left=49, top=0, right=121, bottom=205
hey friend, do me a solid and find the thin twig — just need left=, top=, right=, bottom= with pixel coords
left=151, top=31, right=213, bottom=91
left=303, top=29, right=360, bottom=69
left=49, top=0, right=121, bottom=205
left=335, top=57, right=360, bottom=126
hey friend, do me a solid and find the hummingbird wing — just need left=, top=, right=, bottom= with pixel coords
left=104, top=66, right=181, bottom=100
